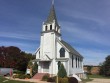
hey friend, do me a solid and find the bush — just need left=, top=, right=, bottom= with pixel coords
left=42, top=74, right=49, bottom=81
left=25, top=74, right=31, bottom=78
left=32, top=61, right=38, bottom=76
left=48, top=77, right=68, bottom=83
left=59, top=77, right=68, bottom=83
left=18, top=74, right=26, bottom=79
left=13, top=70, right=25, bottom=74
left=68, top=77, right=78, bottom=83
left=47, top=77, right=55, bottom=82
left=58, top=64, right=67, bottom=78
left=15, top=74, right=31, bottom=79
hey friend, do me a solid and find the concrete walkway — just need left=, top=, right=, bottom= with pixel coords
left=86, top=78, right=110, bottom=83
left=6, top=77, right=51, bottom=83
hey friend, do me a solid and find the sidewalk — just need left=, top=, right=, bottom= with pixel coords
left=6, top=77, right=52, bottom=83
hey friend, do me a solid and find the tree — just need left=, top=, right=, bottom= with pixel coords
left=58, top=63, right=67, bottom=78
left=32, top=61, right=38, bottom=76
left=100, top=55, right=110, bottom=76
left=87, top=65, right=93, bottom=74
left=0, top=46, right=35, bottom=72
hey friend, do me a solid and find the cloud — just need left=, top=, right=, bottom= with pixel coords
left=60, top=21, right=110, bottom=47
left=77, top=47, right=109, bottom=65
left=0, top=31, right=40, bottom=41
left=57, top=0, right=110, bottom=27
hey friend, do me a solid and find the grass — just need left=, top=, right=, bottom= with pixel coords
left=82, top=78, right=93, bottom=83
left=82, top=74, right=110, bottom=83
left=88, top=74, right=110, bottom=79
left=0, top=76, right=33, bottom=83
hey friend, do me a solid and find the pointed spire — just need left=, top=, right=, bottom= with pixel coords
left=44, top=0, right=58, bottom=24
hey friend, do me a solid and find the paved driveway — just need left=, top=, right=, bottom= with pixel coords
left=86, top=78, right=110, bottom=83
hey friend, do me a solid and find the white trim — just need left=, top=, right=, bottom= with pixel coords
left=34, top=47, right=40, bottom=54
left=57, top=39, right=70, bottom=52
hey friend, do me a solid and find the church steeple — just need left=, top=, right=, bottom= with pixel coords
left=45, top=5, right=57, bottom=24
left=42, top=0, right=61, bottom=35
left=44, top=0, right=58, bottom=26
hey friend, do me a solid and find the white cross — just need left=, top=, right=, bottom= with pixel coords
left=52, top=0, right=54, bottom=5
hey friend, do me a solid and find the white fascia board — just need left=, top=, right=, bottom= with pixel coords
left=34, top=47, right=40, bottom=54
left=57, top=39, right=70, bottom=52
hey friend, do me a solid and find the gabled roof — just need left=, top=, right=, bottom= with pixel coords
left=61, top=40, right=83, bottom=58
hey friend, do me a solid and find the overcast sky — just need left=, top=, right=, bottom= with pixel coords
left=0, top=0, right=110, bottom=65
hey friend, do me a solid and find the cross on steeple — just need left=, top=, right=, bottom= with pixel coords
left=52, top=0, right=54, bottom=5
left=44, top=0, right=58, bottom=25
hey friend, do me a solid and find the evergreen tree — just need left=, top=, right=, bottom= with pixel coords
left=58, top=63, right=67, bottom=78
left=100, top=55, right=110, bottom=76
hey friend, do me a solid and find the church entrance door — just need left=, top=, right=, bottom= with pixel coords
left=42, top=61, right=50, bottom=73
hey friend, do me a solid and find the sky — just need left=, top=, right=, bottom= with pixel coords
left=0, top=0, right=110, bottom=65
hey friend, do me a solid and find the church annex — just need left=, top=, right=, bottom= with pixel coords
left=35, top=2, right=84, bottom=78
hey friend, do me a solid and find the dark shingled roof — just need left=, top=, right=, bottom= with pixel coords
left=61, top=40, right=83, bottom=58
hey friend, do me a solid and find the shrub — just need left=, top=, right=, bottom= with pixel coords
left=68, top=77, right=78, bottom=83
left=61, top=78, right=68, bottom=83
left=47, top=77, right=55, bottom=82
left=58, top=64, right=67, bottom=78
left=13, top=70, right=25, bottom=74
left=42, top=74, right=49, bottom=81
left=16, top=74, right=31, bottom=79
left=32, top=61, right=38, bottom=76
left=18, top=74, right=26, bottom=79
left=25, top=74, right=31, bottom=78
left=58, top=77, right=68, bottom=83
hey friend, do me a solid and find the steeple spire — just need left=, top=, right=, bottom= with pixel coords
left=44, top=0, right=58, bottom=25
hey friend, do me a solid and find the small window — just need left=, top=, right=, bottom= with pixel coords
left=78, top=58, right=79, bottom=68
left=58, top=61, right=61, bottom=70
left=59, top=48, right=65, bottom=57
left=72, top=55, right=74, bottom=68
left=57, top=28, right=59, bottom=32
left=76, top=57, right=77, bottom=68
left=45, top=26, right=47, bottom=31
left=50, top=25, right=52, bottom=30
left=55, top=25, right=56, bottom=31
left=39, top=51, right=40, bottom=58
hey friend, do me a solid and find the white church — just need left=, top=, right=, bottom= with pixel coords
left=35, top=2, right=84, bottom=78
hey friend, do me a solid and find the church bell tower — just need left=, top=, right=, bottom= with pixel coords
left=40, top=2, right=61, bottom=60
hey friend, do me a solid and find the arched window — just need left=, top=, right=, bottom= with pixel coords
left=50, top=25, right=52, bottom=30
left=45, top=25, right=47, bottom=31
left=59, top=48, right=65, bottom=57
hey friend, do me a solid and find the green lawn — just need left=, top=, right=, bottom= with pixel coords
left=82, top=78, right=93, bottom=83
left=82, top=74, right=110, bottom=83
left=0, top=76, right=33, bottom=83
left=88, top=74, right=110, bottom=79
